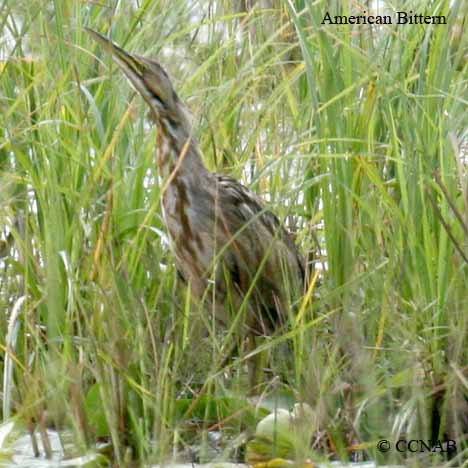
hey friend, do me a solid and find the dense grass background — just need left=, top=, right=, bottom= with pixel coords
left=1, top=0, right=467, bottom=465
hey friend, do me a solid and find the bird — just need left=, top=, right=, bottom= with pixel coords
left=86, top=29, right=305, bottom=384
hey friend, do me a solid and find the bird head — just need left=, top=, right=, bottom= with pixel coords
left=86, top=28, right=190, bottom=134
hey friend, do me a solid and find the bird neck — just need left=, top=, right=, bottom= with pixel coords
left=156, top=120, right=208, bottom=180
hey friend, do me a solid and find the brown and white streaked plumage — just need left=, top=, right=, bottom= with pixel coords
left=86, top=29, right=304, bottom=341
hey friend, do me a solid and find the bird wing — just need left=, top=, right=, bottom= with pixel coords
left=213, top=174, right=305, bottom=292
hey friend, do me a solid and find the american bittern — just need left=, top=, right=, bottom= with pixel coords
left=86, top=29, right=305, bottom=381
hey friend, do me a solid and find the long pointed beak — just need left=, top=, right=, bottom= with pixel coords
left=85, top=28, right=147, bottom=84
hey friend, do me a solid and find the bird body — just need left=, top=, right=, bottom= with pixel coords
left=87, top=29, right=304, bottom=338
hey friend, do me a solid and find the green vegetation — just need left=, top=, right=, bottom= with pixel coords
left=1, top=0, right=466, bottom=466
